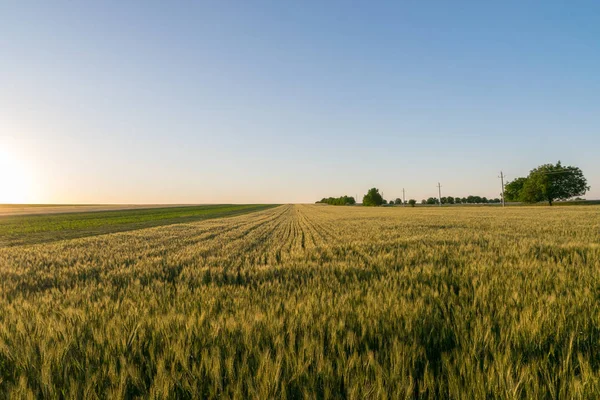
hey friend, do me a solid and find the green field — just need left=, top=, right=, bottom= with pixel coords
left=0, top=204, right=276, bottom=246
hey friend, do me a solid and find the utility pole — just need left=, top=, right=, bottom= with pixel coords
left=437, top=182, right=442, bottom=207
left=499, top=171, right=506, bottom=207
left=402, top=188, right=406, bottom=206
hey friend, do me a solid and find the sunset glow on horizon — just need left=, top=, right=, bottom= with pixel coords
left=0, top=146, right=37, bottom=204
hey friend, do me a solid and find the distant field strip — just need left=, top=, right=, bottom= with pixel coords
left=1, top=205, right=600, bottom=397
left=0, top=204, right=276, bottom=246
left=0, top=204, right=201, bottom=217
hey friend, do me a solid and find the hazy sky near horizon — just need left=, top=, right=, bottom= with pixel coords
left=1, top=1, right=599, bottom=204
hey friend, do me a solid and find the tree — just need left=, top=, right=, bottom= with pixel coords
left=421, top=199, right=427, bottom=205
left=362, top=188, right=384, bottom=207
left=446, top=197, right=455, bottom=204
left=408, top=199, right=417, bottom=207
left=394, top=198, right=402, bottom=205
left=426, top=197, right=439, bottom=205
left=504, top=177, right=527, bottom=202
left=454, top=197, right=462, bottom=204
left=522, top=162, right=589, bottom=205
left=316, top=195, right=356, bottom=205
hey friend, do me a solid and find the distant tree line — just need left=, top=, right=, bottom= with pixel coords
left=421, top=196, right=502, bottom=205
left=361, top=188, right=503, bottom=207
left=318, top=162, right=589, bottom=208
left=504, top=161, right=589, bottom=205
left=316, top=195, right=356, bottom=205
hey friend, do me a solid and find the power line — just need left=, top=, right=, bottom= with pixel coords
left=498, top=171, right=505, bottom=207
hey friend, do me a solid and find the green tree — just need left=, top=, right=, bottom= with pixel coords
left=504, top=177, right=527, bottom=202
left=394, top=198, right=402, bottom=205
left=362, top=188, right=384, bottom=206
left=522, top=162, right=589, bottom=205
left=408, top=199, right=416, bottom=207
left=316, top=195, right=356, bottom=205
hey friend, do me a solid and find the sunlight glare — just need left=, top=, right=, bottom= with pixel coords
left=0, top=147, right=33, bottom=204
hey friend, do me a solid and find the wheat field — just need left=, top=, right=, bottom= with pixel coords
left=1, top=204, right=599, bottom=399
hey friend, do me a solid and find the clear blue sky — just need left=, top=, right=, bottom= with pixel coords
left=1, top=1, right=599, bottom=203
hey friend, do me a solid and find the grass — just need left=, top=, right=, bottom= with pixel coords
left=0, top=204, right=276, bottom=246
left=0, top=205, right=599, bottom=398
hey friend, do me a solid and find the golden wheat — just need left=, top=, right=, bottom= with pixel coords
left=0, top=204, right=599, bottom=399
